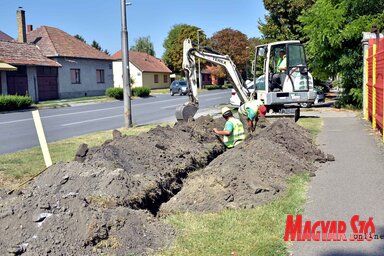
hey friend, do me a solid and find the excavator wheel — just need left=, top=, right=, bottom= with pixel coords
left=175, top=103, right=199, bottom=122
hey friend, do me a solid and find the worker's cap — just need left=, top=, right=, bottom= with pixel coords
left=238, top=104, right=247, bottom=116
left=258, top=105, right=267, bottom=117
left=221, top=107, right=232, bottom=117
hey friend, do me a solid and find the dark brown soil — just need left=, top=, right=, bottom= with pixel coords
left=0, top=116, right=332, bottom=255
left=160, top=119, right=333, bottom=214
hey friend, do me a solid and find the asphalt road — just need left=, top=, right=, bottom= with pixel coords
left=0, top=89, right=230, bottom=154
left=292, top=110, right=384, bottom=255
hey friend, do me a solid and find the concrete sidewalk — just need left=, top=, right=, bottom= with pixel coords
left=292, top=110, right=384, bottom=256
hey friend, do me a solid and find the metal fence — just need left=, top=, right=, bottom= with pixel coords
left=365, top=37, right=384, bottom=142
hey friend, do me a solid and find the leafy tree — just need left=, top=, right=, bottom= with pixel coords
left=259, top=0, right=315, bottom=41
left=210, top=28, right=250, bottom=79
left=74, top=34, right=86, bottom=43
left=163, top=24, right=208, bottom=73
left=91, top=40, right=102, bottom=51
left=300, top=0, right=384, bottom=107
left=103, top=49, right=110, bottom=55
left=130, top=36, right=156, bottom=56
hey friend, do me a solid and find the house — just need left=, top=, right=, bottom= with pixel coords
left=112, top=50, right=172, bottom=89
left=27, top=25, right=114, bottom=99
left=0, top=32, right=61, bottom=101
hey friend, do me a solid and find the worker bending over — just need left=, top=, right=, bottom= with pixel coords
left=213, top=107, right=245, bottom=148
left=238, top=100, right=267, bottom=133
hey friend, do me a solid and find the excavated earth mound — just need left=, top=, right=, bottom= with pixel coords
left=0, top=116, right=226, bottom=256
left=160, top=118, right=334, bottom=214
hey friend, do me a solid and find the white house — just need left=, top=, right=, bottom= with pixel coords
left=112, top=51, right=172, bottom=89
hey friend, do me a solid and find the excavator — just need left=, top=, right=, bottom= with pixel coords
left=175, top=38, right=316, bottom=122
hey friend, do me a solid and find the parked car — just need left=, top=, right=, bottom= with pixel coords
left=229, top=80, right=255, bottom=107
left=170, top=80, right=188, bottom=96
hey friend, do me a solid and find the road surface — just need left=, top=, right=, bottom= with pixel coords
left=0, top=89, right=230, bottom=154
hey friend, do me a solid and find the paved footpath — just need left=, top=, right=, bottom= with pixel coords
left=293, top=110, right=384, bottom=256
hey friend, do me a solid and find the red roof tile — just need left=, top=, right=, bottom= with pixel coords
left=0, top=41, right=61, bottom=67
left=27, top=26, right=113, bottom=60
left=0, top=31, right=14, bottom=42
left=112, top=50, right=171, bottom=73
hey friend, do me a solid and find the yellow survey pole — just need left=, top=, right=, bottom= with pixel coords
left=32, top=110, right=52, bottom=167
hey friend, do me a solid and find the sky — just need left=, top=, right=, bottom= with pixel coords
left=0, top=0, right=266, bottom=58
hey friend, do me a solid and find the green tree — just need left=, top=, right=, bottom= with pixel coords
left=210, top=28, right=250, bottom=78
left=300, top=0, right=384, bottom=107
left=91, top=40, right=102, bottom=51
left=74, top=34, right=86, bottom=43
left=130, top=36, right=156, bottom=56
left=259, top=0, right=315, bottom=41
left=162, top=24, right=208, bottom=73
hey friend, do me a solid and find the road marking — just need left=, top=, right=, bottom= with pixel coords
left=0, top=90, right=230, bottom=125
left=61, top=114, right=122, bottom=127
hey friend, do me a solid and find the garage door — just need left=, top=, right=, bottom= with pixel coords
left=37, top=67, right=58, bottom=101
left=7, top=66, right=28, bottom=96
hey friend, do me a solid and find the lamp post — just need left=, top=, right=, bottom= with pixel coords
left=197, top=29, right=202, bottom=89
left=120, top=0, right=132, bottom=128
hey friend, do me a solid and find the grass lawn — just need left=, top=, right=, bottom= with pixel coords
left=157, top=117, right=322, bottom=256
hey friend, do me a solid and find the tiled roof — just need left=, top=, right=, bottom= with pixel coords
left=27, top=26, right=113, bottom=60
left=112, top=50, right=171, bottom=73
left=0, top=31, right=14, bottom=42
left=0, top=41, right=61, bottom=67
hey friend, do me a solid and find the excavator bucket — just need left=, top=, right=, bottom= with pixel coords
left=175, top=103, right=199, bottom=122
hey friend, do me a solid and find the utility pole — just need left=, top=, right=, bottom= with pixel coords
left=197, top=29, right=202, bottom=89
left=120, top=0, right=132, bottom=127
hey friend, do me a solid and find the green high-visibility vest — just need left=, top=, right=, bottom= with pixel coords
left=223, top=118, right=245, bottom=148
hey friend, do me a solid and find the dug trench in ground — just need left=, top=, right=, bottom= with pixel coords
left=0, top=116, right=333, bottom=255
left=0, top=116, right=227, bottom=256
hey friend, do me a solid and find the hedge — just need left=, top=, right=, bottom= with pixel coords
left=0, top=95, right=33, bottom=111
left=106, top=87, right=151, bottom=99
left=205, top=85, right=229, bottom=90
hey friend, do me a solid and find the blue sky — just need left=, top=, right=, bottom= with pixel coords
left=0, top=0, right=266, bottom=58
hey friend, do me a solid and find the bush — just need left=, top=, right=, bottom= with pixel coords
left=0, top=95, right=33, bottom=111
left=106, top=87, right=123, bottom=100
left=132, top=87, right=151, bottom=97
left=205, top=85, right=224, bottom=90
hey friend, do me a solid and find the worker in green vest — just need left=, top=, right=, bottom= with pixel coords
left=238, top=99, right=267, bottom=132
left=213, top=107, right=245, bottom=148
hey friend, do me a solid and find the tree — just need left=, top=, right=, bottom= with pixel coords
left=259, top=0, right=315, bottom=41
left=74, top=34, right=86, bottom=43
left=130, top=36, right=155, bottom=56
left=210, top=28, right=250, bottom=79
left=91, top=40, right=102, bottom=51
left=299, top=0, right=384, bottom=107
left=162, top=24, right=208, bottom=73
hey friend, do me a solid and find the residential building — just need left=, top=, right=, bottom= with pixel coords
left=112, top=51, right=172, bottom=89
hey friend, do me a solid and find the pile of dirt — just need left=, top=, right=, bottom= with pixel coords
left=0, top=116, right=226, bottom=255
left=160, top=119, right=334, bottom=214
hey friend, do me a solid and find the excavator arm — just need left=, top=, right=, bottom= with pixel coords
left=176, top=38, right=250, bottom=121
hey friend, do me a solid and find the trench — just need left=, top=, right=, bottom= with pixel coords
left=126, top=146, right=225, bottom=216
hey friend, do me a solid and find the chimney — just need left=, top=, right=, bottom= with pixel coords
left=16, top=8, right=27, bottom=43
left=27, top=24, right=33, bottom=32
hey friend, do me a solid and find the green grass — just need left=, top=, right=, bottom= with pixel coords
left=33, top=96, right=115, bottom=109
left=158, top=174, right=309, bottom=256
left=157, top=118, right=322, bottom=256
left=0, top=124, right=163, bottom=188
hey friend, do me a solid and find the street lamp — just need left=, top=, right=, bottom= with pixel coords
left=197, top=29, right=202, bottom=89
left=120, top=0, right=132, bottom=128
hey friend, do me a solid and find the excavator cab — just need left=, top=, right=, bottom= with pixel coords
left=253, top=41, right=316, bottom=109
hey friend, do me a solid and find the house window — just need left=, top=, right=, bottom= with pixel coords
left=70, top=69, right=81, bottom=84
left=154, top=74, right=159, bottom=83
left=163, top=75, right=168, bottom=83
left=96, top=69, right=105, bottom=83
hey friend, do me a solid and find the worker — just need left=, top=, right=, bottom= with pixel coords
left=238, top=100, right=267, bottom=132
left=213, top=107, right=245, bottom=148
left=271, top=49, right=287, bottom=91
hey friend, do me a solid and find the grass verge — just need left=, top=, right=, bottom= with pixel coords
left=0, top=124, right=164, bottom=188
left=157, top=118, right=322, bottom=256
